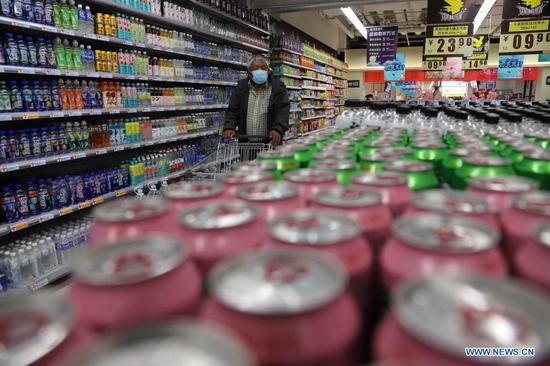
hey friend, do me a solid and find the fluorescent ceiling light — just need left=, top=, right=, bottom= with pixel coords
left=341, top=7, right=368, bottom=39
left=473, top=0, right=498, bottom=33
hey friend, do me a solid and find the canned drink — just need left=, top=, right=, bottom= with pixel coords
left=201, top=248, right=361, bottom=366
left=264, top=210, right=373, bottom=308
left=284, top=169, right=339, bottom=203
left=285, top=143, right=315, bottom=167
left=257, top=149, right=299, bottom=172
left=467, top=176, right=539, bottom=212
left=454, top=156, right=515, bottom=190
left=411, top=142, right=448, bottom=168
left=310, top=159, right=358, bottom=185
left=378, top=147, right=414, bottom=160
left=375, top=274, right=550, bottom=366
left=514, top=150, right=550, bottom=190
left=163, top=181, right=225, bottom=216
left=88, top=197, right=174, bottom=246
left=514, top=223, right=550, bottom=293
left=380, top=214, right=507, bottom=290
left=442, top=148, right=488, bottom=188
left=403, top=190, right=499, bottom=230
left=236, top=182, right=305, bottom=221
left=352, top=171, right=412, bottom=216
left=501, top=191, right=550, bottom=256
left=63, top=321, right=257, bottom=366
left=70, top=236, right=202, bottom=332
left=359, top=152, right=395, bottom=172
left=220, top=171, right=273, bottom=197
left=311, top=187, right=391, bottom=250
left=234, top=160, right=280, bottom=180
left=383, top=160, right=439, bottom=191
left=312, top=151, right=354, bottom=161
left=177, top=200, right=264, bottom=275
left=0, top=292, right=93, bottom=366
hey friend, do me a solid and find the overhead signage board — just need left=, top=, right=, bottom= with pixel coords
left=424, top=24, right=475, bottom=57
left=366, top=26, right=399, bottom=66
left=499, top=18, right=550, bottom=54
left=427, top=0, right=478, bottom=24
left=502, top=0, right=550, bottom=20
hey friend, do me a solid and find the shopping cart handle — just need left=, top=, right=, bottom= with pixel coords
left=234, top=135, right=270, bottom=141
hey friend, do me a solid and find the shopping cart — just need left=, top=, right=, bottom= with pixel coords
left=191, top=135, right=272, bottom=181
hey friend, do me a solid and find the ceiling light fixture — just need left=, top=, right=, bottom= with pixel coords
left=341, top=6, right=368, bottom=39
left=473, top=0, right=498, bottom=33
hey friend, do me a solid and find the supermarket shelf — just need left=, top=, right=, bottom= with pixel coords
left=302, top=76, right=330, bottom=83
left=301, top=95, right=315, bottom=99
left=186, top=0, right=271, bottom=36
left=286, top=86, right=302, bottom=90
left=0, top=129, right=218, bottom=174
left=335, top=85, right=347, bottom=89
left=335, top=103, right=346, bottom=106
left=326, top=98, right=337, bottom=101
left=272, top=47, right=303, bottom=56
left=302, top=115, right=326, bottom=121
left=289, top=108, right=301, bottom=113
left=272, top=60, right=304, bottom=69
left=27, top=265, right=72, bottom=292
left=0, top=104, right=228, bottom=122
left=275, top=73, right=302, bottom=80
left=0, top=16, right=250, bottom=67
left=314, top=97, right=328, bottom=100
left=301, top=106, right=317, bottom=110
left=0, top=164, right=198, bottom=237
left=89, top=0, right=270, bottom=52
left=283, top=126, right=333, bottom=141
left=302, top=86, right=326, bottom=91
left=0, top=65, right=239, bottom=85
left=272, top=47, right=348, bottom=71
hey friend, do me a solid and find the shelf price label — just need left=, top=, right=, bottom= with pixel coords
left=30, top=159, right=46, bottom=167
left=23, top=112, right=40, bottom=120
left=10, top=221, right=29, bottom=232
left=78, top=201, right=91, bottom=210
left=92, top=197, right=105, bottom=205
left=59, top=207, right=74, bottom=216
left=463, top=59, right=488, bottom=70
left=116, top=190, right=127, bottom=197
left=38, top=213, right=55, bottom=222
left=424, top=36, right=474, bottom=56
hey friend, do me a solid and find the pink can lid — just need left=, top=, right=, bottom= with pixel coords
left=237, top=182, right=298, bottom=201
left=94, top=197, right=170, bottom=223
left=312, top=151, right=352, bottom=160
left=469, top=176, right=539, bottom=193
left=365, top=140, right=396, bottom=147
left=220, top=171, right=272, bottom=185
left=284, top=169, right=337, bottom=184
left=63, top=321, right=256, bottom=366
left=269, top=210, right=361, bottom=245
left=208, top=248, right=347, bottom=315
left=379, top=147, right=413, bottom=156
left=179, top=200, right=259, bottom=229
left=74, top=236, right=187, bottom=286
left=391, top=214, right=499, bottom=253
left=524, top=149, right=550, bottom=161
left=463, top=156, right=510, bottom=167
left=352, top=171, right=408, bottom=186
left=310, top=159, right=357, bottom=171
left=412, top=190, right=489, bottom=215
left=411, top=142, right=447, bottom=149
left=314, top=187, right=382, bottom=208
left=0, top=292, right=74, bottom=366
left=514, top=191, right=550, bottom=216
left=360, top=153, right=397, bottom=162
left=383, top=160, right=432, bottom=172
left=395, top=274, right=550, bottom=364
left=163, top=182, right=224, bottom=200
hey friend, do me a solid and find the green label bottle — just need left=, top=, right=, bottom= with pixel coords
left=53, top=37, right=67, bottom=69
left=68, top=0, right=78, bottom=30
left=63, top=38, right=74, bottom=69
left=71, top=40, right=82, bottom=70
left=60, top=0, right=71, bottom=29
left=52, top=0, right=62, bottom=27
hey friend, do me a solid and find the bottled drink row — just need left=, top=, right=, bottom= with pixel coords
left=123, top=136, right=218, bottom=185
left=193, top=0, right=270, bottom=31
left=0, top=217, right=92, bottom=291
left=0, top=78, right=233, bottom=113
left=162, top=1, right=268, bottom=48
left=0, top=111, right=222, bottom=162
left=2, top=33, right=247, bottom=82
left=1, top=167, right=130, bottom=223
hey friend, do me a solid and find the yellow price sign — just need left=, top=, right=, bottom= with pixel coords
left=10, top=221, right=29, bottom=232
left=422, top=60, right=446, bottom=71
left=59, top=207, right=74, bottom=216
left=425, top=36, right=474, bottom=56
left=78, top=201, right=92, bottom=210
left=499, top=31, right=550, bottom=54
left=463, top=59, right=488, bottom=70
left=116, top=190, right=127, bottom=197
left=92, top=197, right=105, bottom=205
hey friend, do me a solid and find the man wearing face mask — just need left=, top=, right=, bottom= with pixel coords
left=223, top=55, right=290, bottom=145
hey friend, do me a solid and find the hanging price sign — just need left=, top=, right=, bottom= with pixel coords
left=424, top=36, right=475, bottom=56
left=499, top=19, right=550, bottom=54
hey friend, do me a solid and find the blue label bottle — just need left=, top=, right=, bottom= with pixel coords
left=46, top=39, right=56, bottom=68
left=12, top=0, right=24, bottom=19
left=1, top=185, right=19, bottom=223
left=26, top=36, right=38, bottom=67
left=50, top=80, right=62, bottom=110
left=19, top=129, right=31, bottom=157
left=32, top=81, right=45, bottom=111
left=43, top=0, right=53, bottom=24
left=37, top=179, right=52, bottom=211
left=22, top=0, right=33, bottom=21
left=37, top=37, right=48, bottom=67
left=26, top=180, right=39, bottom=216
left=33, top=0, right=44, bottom=23
left=1, top=0, right=12, bottom=17
left=21, top=81, right=37, bottom=111
left=30, top=128, right=41, bottom=157
left=14, top=184, right=29, bottom=219
left=16, top=35, right=29, bottom=67
left=9, top=81, right=23, bottom=112
left=5, top=33, right=20, bottom=66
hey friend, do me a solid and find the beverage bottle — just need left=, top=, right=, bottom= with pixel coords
left=86, top=45, right=95, bottom=71
left=71, top=39, right=82, bottom=70
left=73, top=79, right=84, bottom=109
left=0, top=82, right=11, bottom=112
left=44, top=0, right=54, bottom=24
left=57, top=177, right=70, bottom=206
left=36, top=37, right=48, bottom=68
left=57, top=78, right=69, bottom=109
left=16, top=35, right=29, bottom=67
left=33, top=0, right=45, bottom=23
left=57, top=125, right=67, bottom=151
left=37, top=179, right=52, bottom=211
left=52, top=0, right=62, bottom=26
left=60, top=0, right=70, bottom=28
left=8, top=81, right=23, bottom=112
left=85, top=6, right=93, bottom=33
left=1, top=0, right=12, bottom=16
left=92, top=80, right=103, bottom=108
left=81, top=79, right=92, bottom=109
left=7, top=131, right=20, bottom=160
left=30, top=128, right=41, bottom=157
left=48, top=179, right=59, bottom=208
left=63, top=38, right=74, bottom=69
left=77, top=4, right=86, bottom=31
left=41, top=127, right=52, bottom=155
left=46, top=39, right=56, bottom=68
left=65, top=121, right=74, bottom=149
left=1, top=185, right=19, bottom=223
left=21, top=81, right=37, bottom=111
left=22, top=0, right=33, bottom=21
left=26, top=180, right=39, bottom=216
left=14, top=184, right=30, bottom=219
left=19, top=129, right=32, bottom=158
left=114, top=81, right=122, bottom=107
left=80, top=121, right=89, bottom=148
left=26, top=36, right=38, bottom=68
left=32, top=81, right=44, bottom=111
left=5, top=33, right=20, bottom=66
left=53, top=37, right=66, bottom=69
left=68, top=0, right=77, bottom=29
left=49, top=126, right=59, bottom=152
left=50, top=80, right=62, bottom=110
left=40, top=81, right=52, bottom=111
left=13, top=0, right=24, bottom=19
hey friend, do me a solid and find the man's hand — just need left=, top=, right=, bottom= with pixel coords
left=269, top=130, right=282, bottom=146
left=223, top=130, right=236, bottom=139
